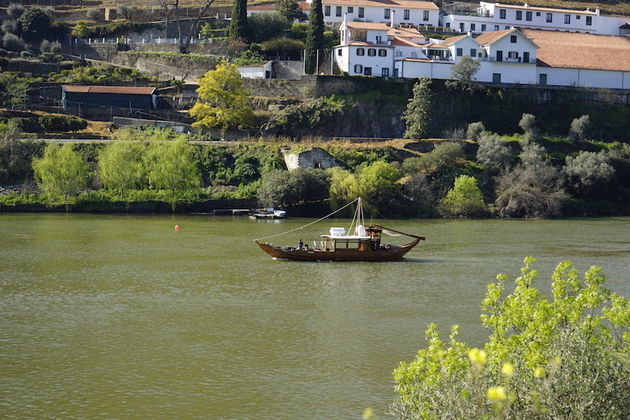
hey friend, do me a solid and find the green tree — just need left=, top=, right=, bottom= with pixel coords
left=392, top=257, right=629, bottom=419
left=466, top=121, right=485, bottom=141
left=403, top=78, right=433, bottom=139
left=18, top=8, right=52, bottom=43
left=0, top=123, right=42, bottom=185
left=440, top=175, right=487, bottom=217
left=247, top=13, right=291, bottom=43
left=32, top=143, right=90, bottom=203
left=7, top=3, right=25, bottom=20
left=358, top=161, right=407, bottom=216
left=229, top=0, right=248, bottom=40
left=446, top=56, right=480, bottom=92
left=144, top=139, right=201, bottom=209
left=258, top=168, right=330, bottom=208
left=564, top=150, right=615, bottom=197
left=518, top=113, right=540, bottom=142
left=0, top=73, right=28, bottom=109
left=305, top=0, right=324, bottom=74
left=276, top=0, right=306, bottom=22
left=476, top=133, right=513, bottom=167
left=98, top=141, right=148, bottom=198
left=328, top=167, right=361, bottom=211
left=189, top=62, right=254, bottom=131
left=2, top=33, right=25, bottom=52
left=568, top=114, right=590, bottom=143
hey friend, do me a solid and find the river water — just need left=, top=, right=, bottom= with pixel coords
left=1, top=214, right=628, bottom=419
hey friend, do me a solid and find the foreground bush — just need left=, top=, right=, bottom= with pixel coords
left=392, top=257, right=629, bottom=419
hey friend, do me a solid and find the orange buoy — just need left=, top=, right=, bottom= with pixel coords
left=174, top=225, right=180, bottom=231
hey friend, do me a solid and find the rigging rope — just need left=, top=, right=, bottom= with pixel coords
left=254, top=198, right=360, bottom=242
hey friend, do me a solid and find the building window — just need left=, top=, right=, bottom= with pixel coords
left=536, top=12, right=541, bottom=16
left=446, top=22, right=451, bottom=28
left=565, top=14, right=571, bottom=24
left=356, top=48, right=365, bottom=56
left=354, top=64, right=363, bottom=73
left=492, top=73, right=501, bottom=83
left=382, top=68, right=389, bottom=77
left=460, top=22, right=465, bottom=31
left=495, top=25, right=500, bottom=30
left=586, top=16, right=592, bottom=26
left=508, top=51, right=519, bottom=60
left=456, top=47, right=463, bottom=56
left=358, top=7, right=364, bottom=18
left=546, top=13, right=552, bottom=23
left=471, top=23, right=476, bottom=31
left=423, top=10, right=429, bottom=21
left=336, top=6, right=342, bottom=17
left=376, top=35, right=383, bottom=44
left=523, top=51, right=530, bottom=63
left=404, top=9, right=410, bottom=20
left=505, top=26, right=510, bottom=30
left=368, top=48, right=376, bottom=56
left=470, top=48, right=476, bottom=57
left=499, top=9, right=506, bottom=19
left=481, top=24, right=486, bottom=31
left=510, top=35, right=517, bottom=43
left=337, top=49, right=342, bottom=56
left=395, top=50, right=402, bottom=57
left=324, top=6, right=330, bottom=16
left=348, top=6, right=353, bottom=13
left=384, top=9, right=390, bottom=19
left=364, top=67, right=372, bottom=76
left=539, top=73, right=547, bottom=85
left=496, top=50, right=503, bottom=61
left=378, top=49, right=387, bottom=57
left=526, top=11, right=532, bottom=21
left=576, top=15, right=581, bottom=20
left=516, top=10, right=522, bottom=21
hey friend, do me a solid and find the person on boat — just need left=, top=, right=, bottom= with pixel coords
left=298, top=239, right=304, bottom=250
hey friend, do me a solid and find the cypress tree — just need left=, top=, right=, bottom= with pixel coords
left=305, top=0, right=324, bottom=74
left=229, top=0, right=248, bottom=40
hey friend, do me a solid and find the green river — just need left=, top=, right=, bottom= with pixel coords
left=1, top=214, right=629, bottom=419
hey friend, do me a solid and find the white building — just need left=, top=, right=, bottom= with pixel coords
left=316, top=0, right=439, bottom=26
left=238, top=61, right=274, bottom=79
left=441, top=2, right=629, bottom=36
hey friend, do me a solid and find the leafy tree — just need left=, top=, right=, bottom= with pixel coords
left=144, top=139, right=201, bottom=209
left=476, top=133, right=512, bottom=167
left=359, top=160, right=400, bottom=194
left=403, top=78, right=433, bottom=139
left=446, top=56, right=480, bottom=92
left=1, top=19, right=18, bottom=35
left=18, top=8, right=52, bottom=43
left=32, top=143, right=90, bottom=203
left=189, top=62, right=254, bottom=130
left=392, top=257, right=629, bottom=419
left=568, top=114, right=590, bottom=143
left=247, top=12, right=291, bottom=43
left=564, top=150, right=615, bottom=197
left=98, top=141, right=148, bottom=198
left=257, top=168, right=330, bottom=208
left=328, top=167, right=361, bottom=211
left=71, top=21, right=90, bottom=38
left=229, top=0, right=248, bottom=40
left=277, top=0, right=306, bottom=22
left=305, top=0, right=324, bottom=74
left=40, top=40, right=62, bottom=53
left=0, top=73, right=28, bottom=109
left=358, top=161, right=407, bottom=216
left=440, top=175, right=487, bottom=217
left=87, top=8, right=102, bottom=21
left=0, top=123, right=42, bottom=185
left=404, top=174, right=437, bottom=216
left=518, top=113, right=539, bottom=142
left=402, top=142, right=465, bottom=175
left=466, top=121, right=485, bottom=141
left=2, top=33, right=25, bottom=52
left=7, top=3, right=25, bottom=20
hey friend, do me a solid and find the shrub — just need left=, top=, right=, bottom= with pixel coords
left=19, top=50, right=33, bottom=58
left=247, top=13, right=291, bottom=43
left=1, top=19, right=18, bottom=35
left=564, top=150, right=615, bottom=196
left=40, top=39, right=62, bottom=53
left=260, top=37, right=305, bottom=55
left=2, top=33, right=25, bottom=52
left=466, top=121, right=485, bottom=141
left=32, top=143, right=90, bottom=202
left=568, top=114, right=590, bottom=143
left=476, top=133, right=512, bottom=167
left=440, top=175, right=487, bottom=217
left=87, top=8, right=102, bottom=21
left=17, top=8, right=52, bottom=43
left=518, top=113, right=539, bottom=142
left=7, top=3, right=25, bottom=20
left=257, top=168, right=330, bottom=208
left=38, top=115, right=88, bottom=132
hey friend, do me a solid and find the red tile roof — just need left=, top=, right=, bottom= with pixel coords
left=474, top=28, right=517, bottom=45
left=63, top=85, right=156, bottom=95
left=520, top=29, right=630, bottom=72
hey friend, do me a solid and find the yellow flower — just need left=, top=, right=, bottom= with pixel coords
left=487, top=386, right=507, bottom=401
left=362, top=407, right=374, bottom=420
left=502, top=362, right=515, bottom=376
left=468, top=348, right=487, bottom=365
left=534, top=367, right=545, bottom=378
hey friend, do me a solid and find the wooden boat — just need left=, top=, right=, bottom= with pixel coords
left=254, top=198, right=424, bottom=262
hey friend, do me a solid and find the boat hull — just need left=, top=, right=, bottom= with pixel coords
left=254, top=239, right=420, bottom=262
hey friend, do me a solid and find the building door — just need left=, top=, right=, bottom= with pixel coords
left=496, top=50, right=503, bottom=62
left=523, top=52, right=530, bottom=63
left=539, top=73, right=547, bottom=85
left=364, top=67, right=372, bottom=76
left=492, top=73, right=501, bottom=83
left=382, top=68, right=389, bottom=77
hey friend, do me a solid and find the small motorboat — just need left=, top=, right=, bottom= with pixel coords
left=249, top=208, right=287, bottom=220
left=254, top=198, right=424, bottom=261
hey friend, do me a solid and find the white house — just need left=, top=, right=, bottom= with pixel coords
left=441, top=2, right=629, bottom=36
left=238, top=61, right=274, bottom=79
left=312, top=0, right=439, bottom=26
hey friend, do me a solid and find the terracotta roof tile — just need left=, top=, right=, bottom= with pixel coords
left=63, top=85, right=156, bottom=94
left=391, top=37, right=423, bottom=47
left=474, top=28, right=517, bottom=45
left=346, top=21, right=390, bottom=30
left=520, top=29, right=630, bottom=72
left=388, top=26, right=422, bottom=38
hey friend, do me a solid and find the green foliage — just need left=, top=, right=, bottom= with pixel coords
left=257, top=168, right=330, bottom=208
left=229, top=0, right=249, bottom=41
left=476, top=133, right=513, bottom=168
left=50, top=65, right=152, bottom=83
left=466, top=121, right=485, bottom=141
left=305, top=0, right=324, bottom=74
left=2, top=33, right=24, bottom=52
left=440, top=174, right=486, bottom=217
left=190, top=62, right=254, bottom=130
left=402, top=142, right=465, bottom=175
left=564, top=150, right=615, bottom=196
left=568, top=114, right=590, bottom=143
left=38, top=115, right=87, bottom=132
left=0, top=124, right=43, bottom=184
left=357, top=161, right=408, bottom=216
left=7, top=3, right=25, bottom=20
left=0, top=73, right=28, bottom=109
left=403, top=78, right=433, bottom=139
left=404, top=174, right=438, bottom=217
left=392, top=257, right=629, bottom=419
left=32, top=143, right=90, bottom=202
left=71, top=21, right=153, bottom=39
left=446, top=56, right=481, bottom=92
left=264, top=97, right=345, bottom=135
left=232, top=49, right=266, bottom=66
left=328, top=167, right=361, bottom=211
left=86, top=8, right=102, bottom=21
left=260, top=37, right=305, bottom=55
left=40, top=39, right=62, bottom=53
left=277, top=0, right=307, bottom=22
left=247, top=13, right=291, bottom=43
left=98, top=141, right=147, bottom=197
left=18, top=8, right=52, bottom=42
left=519, top=113, right=540, bottom=142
